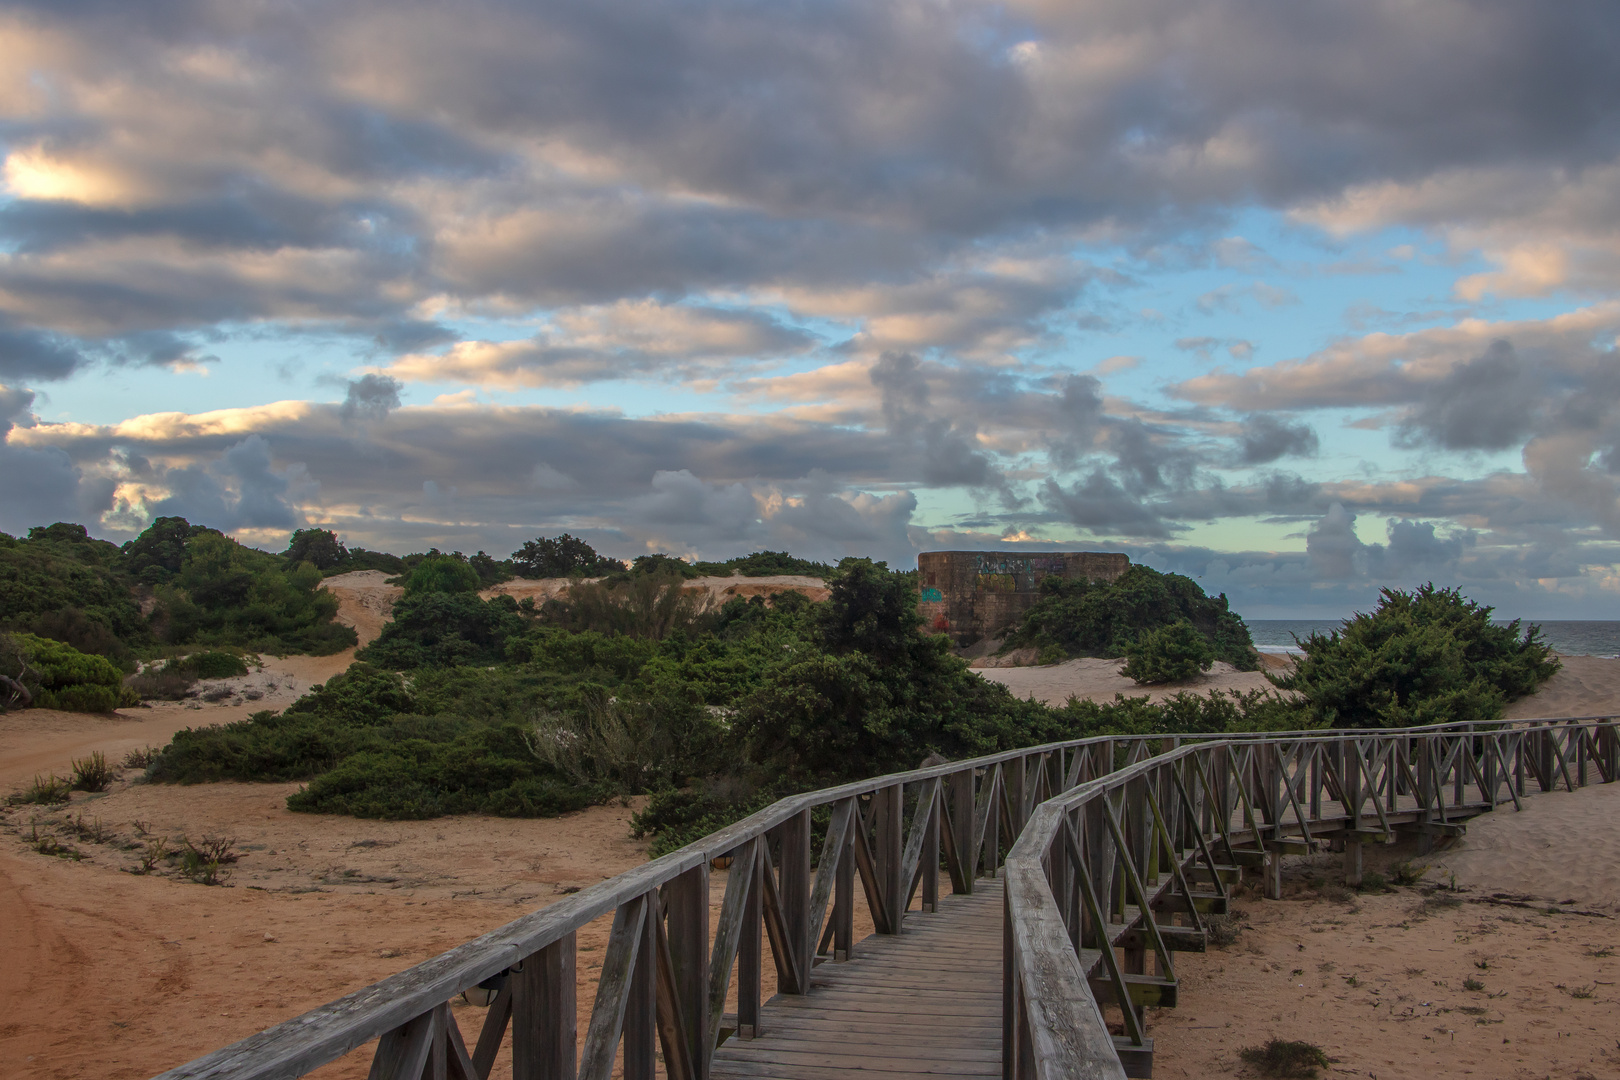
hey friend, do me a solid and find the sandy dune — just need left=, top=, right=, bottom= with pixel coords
left=1504, top=653, right=1620, bottom=720
left=975, top=657, right=1282, bottom=706
left=484, top=573, right=831, bottom=606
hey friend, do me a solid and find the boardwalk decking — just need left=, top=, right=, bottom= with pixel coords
left=712, top=882, right=1005, bottom=1080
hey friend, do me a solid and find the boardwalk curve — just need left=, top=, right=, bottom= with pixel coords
left=149, top=717, right=1618, bottom=1080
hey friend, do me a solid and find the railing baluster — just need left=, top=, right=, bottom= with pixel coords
left=513, top=933, right=576, bottom=1080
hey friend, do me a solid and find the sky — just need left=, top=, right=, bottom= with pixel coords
left=3, top=1, right=1620, bottom=619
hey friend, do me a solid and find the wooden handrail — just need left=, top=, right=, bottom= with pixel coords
left=1003, top=717, right=1620, bottom=1080
left=148, top=716, right=1620, bottom=1080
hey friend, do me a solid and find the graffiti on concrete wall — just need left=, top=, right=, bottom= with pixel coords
left=972, top=554, right=1065, bottom=593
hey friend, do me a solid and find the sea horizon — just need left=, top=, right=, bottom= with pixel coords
left=1248, top=619, right=1620, bottom=658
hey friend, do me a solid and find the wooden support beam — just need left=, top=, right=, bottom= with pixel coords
left=1088, top=973, right=1178, bottom=1010
left=511, top=933, right=575, bottom=1080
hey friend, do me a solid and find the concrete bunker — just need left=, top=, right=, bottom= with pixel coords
left=917, top=549, right=1130, bottom=648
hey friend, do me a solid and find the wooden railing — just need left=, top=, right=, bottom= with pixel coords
left=1004, top=716, right=1620, bottom=1080
left=151, top=716, right=1618, bottom=1080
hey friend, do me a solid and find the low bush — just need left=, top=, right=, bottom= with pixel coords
left=125, top=665, right=196, bottom=701
left=1121, top=621, right=1214, bottom=684
left=1389, top=860, right=1427, bottom=886
left=8, top=773, right=71, bottom=805
left=1272, top=584, right=1559, bottom=728
left=71, top=751, right=118, bottom=792
left=631, top=782, right=774, bottom=858
left=2, top=633, right=138, bottom=713
left=186, top=650, right=250, bottom=679
left=1238, top=1039, right=1331, bottom=1079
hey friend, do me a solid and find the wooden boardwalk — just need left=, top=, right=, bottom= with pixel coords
left=711, top=881, right=1005, bottom=1080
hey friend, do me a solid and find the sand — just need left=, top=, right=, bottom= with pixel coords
left=975, top=657, right=1282, bottom=706
left=483, top=573, right=831, bottom=606
left=1504, top=654, right=1620, bottom=720
left=1150, top=861, right=1620, bottom=1079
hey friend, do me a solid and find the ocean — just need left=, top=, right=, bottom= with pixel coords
left=1247, top=620, right=1620, bottom=659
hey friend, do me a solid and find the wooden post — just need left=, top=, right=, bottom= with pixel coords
left=1343, top=742, right=1363, bottom=888
left=951, top=768, right=976, bottom=894
left=1006, top=756, right=1026, bottom=837
left=623, top=893, right=658, bottom=1080
left=777, top=810, right=812, bottom=985
left=1415, top=739, right=1435, bottom=855
left=663, top=864, right=709, bottom=1079
left=737, top=843, right=762, bottom=1039
left=874, top=784, right=904, bottom=932
left=512, top=933, right=577, bottom=1080
left=834, top=828, right=854, bottom=961
left=982, top=768, right=1002, bottom=880
left=922, top=788, right=940, bottom=913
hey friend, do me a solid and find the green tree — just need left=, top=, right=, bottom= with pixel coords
left=282, top=528, right=348, bottom=569
left=511, top=534, right=626, bottom=578
left=401, top=554, right=483, bottom=595
left=122, top=516, right=216, bottom=585
left=1272, top=584, right=1559, bottom=728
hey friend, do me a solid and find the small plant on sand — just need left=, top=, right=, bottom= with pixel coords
left=1389, top=860, right=1427, bottom=887
left=8, top=773, right=71, bottom=805
left=1206, top=911, right=1248, bottom=948
left=1463, top=976, right=1485, bottom=991
left=121, top=746, right=161, bottom=770
left=1356, top=870, right=1389, bottom=893
left=131, top=836, right=171, bottom=874
left=178, top=834, right=238, bottom=885
left=1586, top=945, right=1614, bottom=958
left=65, top=813, right=111, bottom=843
left=1238, top=1038, right=1331, bottom=1079
left=70, top=750, right=119, bottom=792
left=1565, top=984, right=1596, bottom=1000
left=28, top=822, right=82, bottom=860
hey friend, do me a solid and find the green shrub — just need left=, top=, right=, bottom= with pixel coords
left=1036, top=644, right=1067, bottom=665
left=401, top=554, right=483, bottom=595
left=71, top=751, right=119, bottom=792
left=4, top=633, right=138, bottom=712
left=358, top=592, right=527, bottom=668
left=1004, top=564, right=1259, bottom=669
left=185, top=650, right=250, bottom=679
left=1238, top=1039, right=1331, bottom=1078
left=1272, top=584, right=1559, bottom=728
left=1121, top=621, right=1215, bottom=684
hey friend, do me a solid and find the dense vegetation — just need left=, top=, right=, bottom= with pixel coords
left=0, top=631, right=140, bottom=712
left=32, top=515, right=1549, bottom=855
left=147, top=555, right=1303, bottom=839
left=1002, top=564, right=1260, bottom=671
left=0, top=519, right=358, bottom=681
left=1272, top=584, right=1559, bottom=728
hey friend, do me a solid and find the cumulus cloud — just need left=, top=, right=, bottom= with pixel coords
left=1238, top=414, right=1318, bottom=463
left=0, top=384, right=115, bottom=534
left=341, top=373, right=402, bottom=420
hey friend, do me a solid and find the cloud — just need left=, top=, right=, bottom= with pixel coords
left=0, top=384, right=115, bottom=534
left=1238, top=414, right=1318, bottom=464
left=148, top=434, right=311, bottom=534
left=341, top=373, right=403, bottom=421
left=388, top=302, right=815, bottom=387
